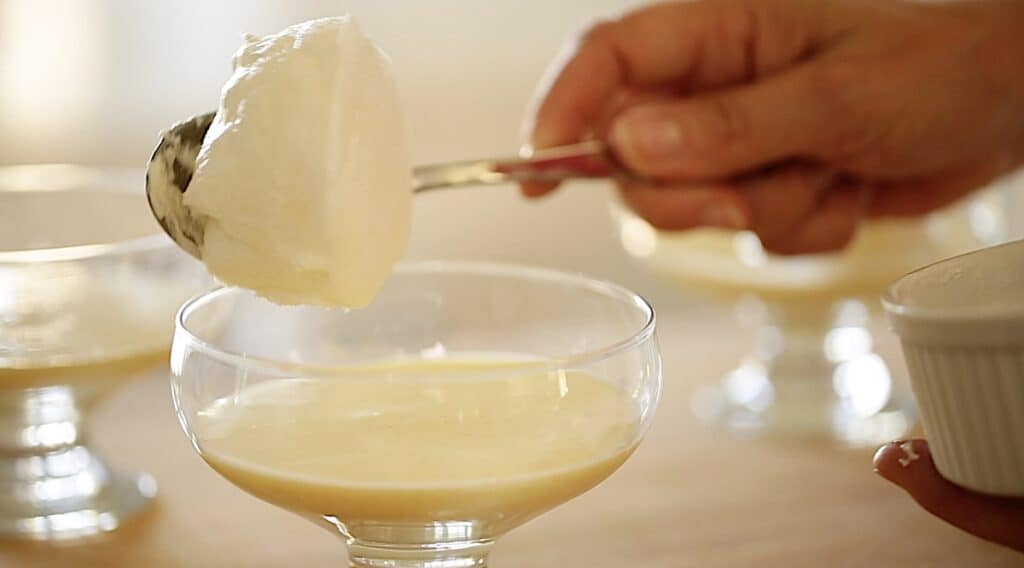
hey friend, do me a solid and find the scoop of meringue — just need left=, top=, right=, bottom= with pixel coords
left=183, top=16, right=411, bottom=308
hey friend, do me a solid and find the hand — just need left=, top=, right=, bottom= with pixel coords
left=874, top=439, right=1024, bottom=552
left=524, top=0, right=1024, bottom=254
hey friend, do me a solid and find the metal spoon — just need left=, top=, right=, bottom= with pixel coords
left=146, top=111, right=622, bottom=260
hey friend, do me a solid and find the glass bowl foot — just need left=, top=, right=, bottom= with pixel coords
left=0, top=385, right=158, bottom=541
left=693, top=357, right=916, bottom=446
left=693, top=299, right=916, bottom=446
left=325, top=519, right=495, bottom=568
left=0, top=445, right=156, bottom=541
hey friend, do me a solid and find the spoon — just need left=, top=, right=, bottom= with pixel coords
left=146, top=111, right=623, bottom=260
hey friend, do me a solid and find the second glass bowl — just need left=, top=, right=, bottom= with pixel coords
left=0, top=164, right=206, bottom=540
left=613, top=181, right=1016, bottom=445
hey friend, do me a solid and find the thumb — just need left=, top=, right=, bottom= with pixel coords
left=609, top=67, right=845, bottom=180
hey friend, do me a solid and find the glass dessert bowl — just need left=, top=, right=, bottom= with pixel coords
left=0, top=164, right=206, bottom=540
left=613, top=179, right=1017, bottom=446
left=170, top=262, right=661, bottom=567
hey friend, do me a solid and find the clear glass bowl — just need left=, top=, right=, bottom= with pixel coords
left=0, top=164, right=206, bottom=540
left=170, top=262, right=661, bottom=567
left=613, top=181, right=1017, bottom=446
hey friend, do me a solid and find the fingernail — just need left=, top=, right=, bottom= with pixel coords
left=873, top=440, right=919, bottom=479
left=872, top=443, right=891, bottom=472
left=612, top=109, right=683, bottom=160
left=701, top=203, right=748, bottom=230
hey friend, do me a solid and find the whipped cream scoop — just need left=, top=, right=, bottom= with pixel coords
left=145, top=16, right=621, bottom=307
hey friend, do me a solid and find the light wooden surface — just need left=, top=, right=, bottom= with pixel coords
left=0, top=305, right=1020, bottom=568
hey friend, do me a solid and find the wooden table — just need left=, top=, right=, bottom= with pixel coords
left=1, top=301, right=1019, bottom=567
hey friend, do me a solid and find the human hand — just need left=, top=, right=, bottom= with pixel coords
left=874, top=439, right=1024, bottom=552
left=524, top=0, right=1024, bottom=254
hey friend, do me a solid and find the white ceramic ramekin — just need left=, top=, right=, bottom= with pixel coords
left=883, top=239, right=1024, bottom=497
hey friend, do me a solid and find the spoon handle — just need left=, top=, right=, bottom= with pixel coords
left=411, top=140, right=622, bottom=193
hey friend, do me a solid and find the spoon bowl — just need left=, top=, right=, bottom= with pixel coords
left=145, top=112, right=621, bottom=259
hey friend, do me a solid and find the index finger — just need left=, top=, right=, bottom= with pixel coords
left=527, top=0, right=829, bottom=149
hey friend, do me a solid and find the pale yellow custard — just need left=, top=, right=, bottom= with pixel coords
left=196, top=359, right=639, bottom=530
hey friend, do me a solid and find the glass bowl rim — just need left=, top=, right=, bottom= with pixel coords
left=174, top=260, right=657, bottom=376
left=0, top=163, right=173, bottom=264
